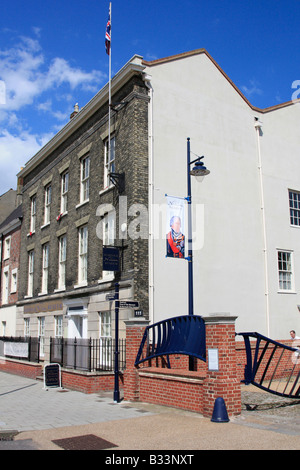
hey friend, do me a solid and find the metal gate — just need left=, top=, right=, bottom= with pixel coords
left=135, top=315, right=206, bottom=367
left=237, top=332, right=300, bottom=399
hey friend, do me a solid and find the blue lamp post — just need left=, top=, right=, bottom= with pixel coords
left=186, top=137, right=210, bottom=318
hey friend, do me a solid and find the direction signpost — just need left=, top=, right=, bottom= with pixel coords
left=112, top=283, right=140, bottom=403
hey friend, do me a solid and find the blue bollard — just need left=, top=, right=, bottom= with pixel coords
left=211, top=397, right=230, bottom=423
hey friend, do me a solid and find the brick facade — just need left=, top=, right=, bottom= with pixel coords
left=0, top=204, right=22, bottom=336
left=16, top=73, right=149, bottom=347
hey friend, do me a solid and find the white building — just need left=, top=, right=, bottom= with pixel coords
left=142, top=49, right=300, bottom=339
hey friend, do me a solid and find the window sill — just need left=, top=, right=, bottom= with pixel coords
left=98, top=274, right=115, bottom=284
left=27, top=231, right=35, bottom=238
left=74, top=281, right=88, bottom=289
left=76, top=199, right=89, bottom=209
left=54, top=287, right=66, bottom=293
left=38, top=292, right=48, bottom=297
left=99, top=186, right=114, bottom=196
left=57, top=211, right=68, bottom=221
left=277, top=290, right=297, bottom=294
left=41, top=222, right=50, bottom=230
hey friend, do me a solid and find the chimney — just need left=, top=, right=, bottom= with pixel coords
left=70, top=103, right=79, bottom=119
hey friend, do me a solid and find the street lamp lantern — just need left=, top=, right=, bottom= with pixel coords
left=190, top=157, right=210, bottom=181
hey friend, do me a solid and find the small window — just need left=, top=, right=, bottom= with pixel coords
left=3, top=236, right=11, bottom=259
left=44, top=184, right=52, bottom=225
left=104, top=136, right=115, bottom=188
left=2, top=268, right=9, bottom=304
left=78, top=225, right=88, bottom=284
left=28, top=250, right=34, bottom=297
left=24, top=317, right=30, bottom=337
left=55, top=315, right=63, bottom=337
left=11, top=268, right=18, bottom=293
left=80, top=156, right=90, bottom=203
left=278, top=250, right=294, bottom=291
left=58, top=236, right=67, bottom=289
left=289, top=190, right=300, bottom=226
left=61, top=171, right=69, bottom=213
left=30, top=196, right=36, bottom=232
left=41, top=244, right=49, bottom=294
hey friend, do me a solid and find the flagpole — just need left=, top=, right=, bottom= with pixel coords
left=108, top=2, right=112, bottom=165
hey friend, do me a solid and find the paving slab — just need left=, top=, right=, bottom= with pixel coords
left=0, top=371, right=299, bottom=451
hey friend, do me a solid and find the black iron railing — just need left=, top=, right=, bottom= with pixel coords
left=50, top=337, right=126, bottom=372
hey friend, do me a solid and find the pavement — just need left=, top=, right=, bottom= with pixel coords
left=0, top=370, right=300, bottom=453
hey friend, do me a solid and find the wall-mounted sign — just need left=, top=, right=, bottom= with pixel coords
left=103, top=246, right=120, bottom=271
left=24, top=300, right=63, bottom=314
left=134, top=310, right=143, bottom=317
left=208, top=348, right=219, bottom=371
left=118, top=301, right=139, bottom=309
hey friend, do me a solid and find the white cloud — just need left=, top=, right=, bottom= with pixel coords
left=0, top=35, right=104, bottom=111
left=0, top=33, right=106, bottom=193
left=0, top=129, right=53, bottom=192
left=241, top=79, right=263, bottom=98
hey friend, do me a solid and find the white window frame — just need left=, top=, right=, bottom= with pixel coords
left=2, top=267, right=9, bottom=304
left=80, top=156, right=90, bottom=203
left=58, top=235, right=67, bottom=290
left=78, top=225, right=88, bottom=285
left=55, top=315, right=63, bottom=338
left=61, top=171, right=69, bottom=214
left=99, top=311, right=112, bottom=368
left=27, top=250, right=34, bottom=297
left=104, top=135, right=115, bottom=189
left=24, top=317, right=30, bottom=337
left=3, top=236, right=11, bottom=260
left=10, top=268, right=18, bottom=294
left=44, top=184, right=51, bottom=225
left=277, top=250, right=295, bottom=292
left=41, top=244, right=49, bottom=294
left=289, top=190, right=300, bottom=227
left=38, top=316, right=45, bottom=357
left=30, top=196, right=36, bottom=233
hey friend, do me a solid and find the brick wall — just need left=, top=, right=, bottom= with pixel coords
left=18, top=75, right=149, bottom=316
left=0, top=225, right=21, bottom=306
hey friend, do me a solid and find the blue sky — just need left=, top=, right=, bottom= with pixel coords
left=0, top=0, right=299, bottom=194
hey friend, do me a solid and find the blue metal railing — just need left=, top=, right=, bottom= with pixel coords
left=237, top=332, right=300, bottom=399
left=135, top=315, right=206, bottom=367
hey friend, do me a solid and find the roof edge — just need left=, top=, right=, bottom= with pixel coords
left=143, top=48, right=298, bottom=114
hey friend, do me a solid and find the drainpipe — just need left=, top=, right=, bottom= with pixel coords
left=255, top=117, right=270, bottom=336
left=143, top=73, right=154, bottom=325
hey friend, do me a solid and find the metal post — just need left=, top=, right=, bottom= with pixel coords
left=187, top=137, right=194, bottom=316
left=187, top=138, right=195, bottom=371
left=114, top=282, right=120, bottom=402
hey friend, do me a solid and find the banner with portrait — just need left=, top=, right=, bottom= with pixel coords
left=166, top=196, right=186, bottom=259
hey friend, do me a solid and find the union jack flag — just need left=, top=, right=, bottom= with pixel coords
left=105, top=8, right=111, bottom=55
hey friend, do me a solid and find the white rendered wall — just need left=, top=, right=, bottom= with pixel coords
left=145, top=52, right=283, bottom=337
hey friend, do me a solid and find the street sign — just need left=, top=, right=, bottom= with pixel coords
left=118, top=300, right=139, bottom=309
left=106, top=293, right=115, bottom=301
